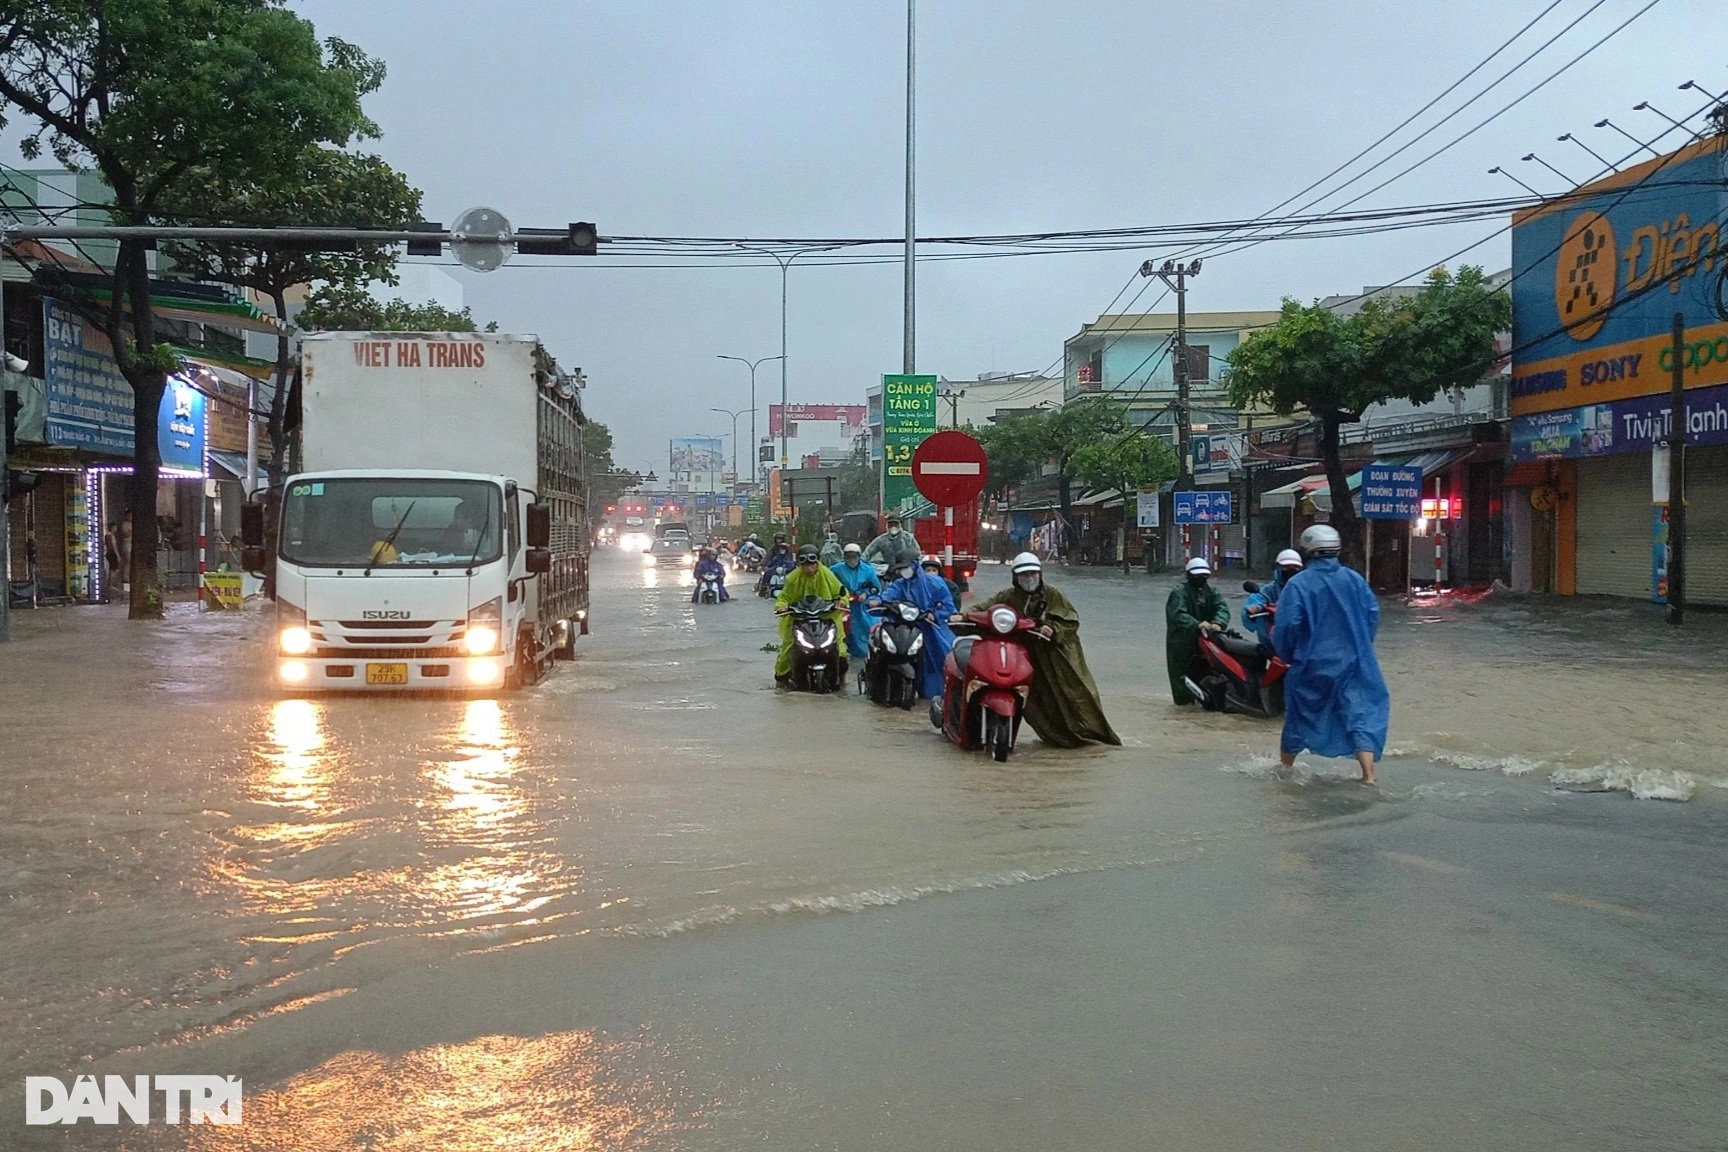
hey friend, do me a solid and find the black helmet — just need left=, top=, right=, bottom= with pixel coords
left=893, top=549, right=920, bottom=572
left=773, top=532, right=787, bottom=542
left=796, top=544, right=820, bottom=562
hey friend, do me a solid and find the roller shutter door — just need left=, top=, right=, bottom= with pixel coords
left=1575, top=453, right=1650, bottom=599
left=1682, top=445, right=1728, bottom=607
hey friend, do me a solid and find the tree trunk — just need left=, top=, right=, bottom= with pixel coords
left=120, top=244, right=167, bottom=620
left=266, top=287, right=292, bottom=489
left=1319, top=413, right=1363, bottom=571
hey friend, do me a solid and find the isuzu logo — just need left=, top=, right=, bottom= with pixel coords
left=362, top=610, right=411, bottom=619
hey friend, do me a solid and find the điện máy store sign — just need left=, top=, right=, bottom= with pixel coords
left=1507, top=135, right=1728, bottom=462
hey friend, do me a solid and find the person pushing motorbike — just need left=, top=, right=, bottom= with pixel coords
left=1242, top=548, right=1303, bottom=651
left=968, top=553, right=1119, bottom=747
left=831, top=542, right=884, bottom=659
left=877, top=549, right=956, bottom=698
left=1166, top=556, right=1230, bottom=705
left=774, top=544, right=847, bottom=685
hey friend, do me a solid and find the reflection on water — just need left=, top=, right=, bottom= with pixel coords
left=212, top=696, right=581, bottom=965
left=183, top=1030, right=696, bottom=1151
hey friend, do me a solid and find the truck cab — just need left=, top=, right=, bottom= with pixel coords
left=271, top=468, right=560, bottom=691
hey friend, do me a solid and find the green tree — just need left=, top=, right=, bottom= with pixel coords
left=973, top=412, right=1048, bottom=499
left=1072, top=431, right=1180, bottom=572
left=161, top=148, right=422, bottom=487
left=296, top=283, right=494, bottom=334
left=975, top=399, right=1128, bottom=554
left=0, top=0, right=382, bottom=618
left=581, top=421, right=639, bottom=521
left=1226, top=267, right=1509, bottom=566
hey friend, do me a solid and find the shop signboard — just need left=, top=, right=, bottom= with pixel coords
left=1359, top=464, right=1423, bottom=519
left=1510, top=379, right=1728, bottom=462
left=1191, top=432, right=1242, bottom=477
left=159, top=375, right=206, bottom=474
left=881, top=374, right=938, bottom=516
left=1173, top=490, right=1231, bottom=524
left=42, top=298, right=133, bottom=454
left=202, top=572, right=244, bottom=610
left=1508, top=137, right=1728, bottom=421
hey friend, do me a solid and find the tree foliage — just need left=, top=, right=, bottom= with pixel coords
left=160, top=148, right=422, bottom=486
left=295, top=283, right=492, bottom=333
left=1226, top=267, right=1509, bottom=562
left=582, top=421, right=639, bottom=517
left=1071, top=431, right=1180, bottom=495
left=0, top=0, right=383, bottom=616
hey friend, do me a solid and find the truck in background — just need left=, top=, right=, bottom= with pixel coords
left=242, top=332, right=589, bottom=692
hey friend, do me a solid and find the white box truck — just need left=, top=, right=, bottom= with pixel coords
left=242, top=332, right=590, bottom=691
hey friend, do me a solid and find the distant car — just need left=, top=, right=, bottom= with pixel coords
left=647, top=533, right=695, bottom=566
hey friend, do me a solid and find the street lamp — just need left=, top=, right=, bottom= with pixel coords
left=710, top=407, right=748, bottom=485
left=716, top=353, right=781, bottom=485
left=733, top=243, right=842, bottom=475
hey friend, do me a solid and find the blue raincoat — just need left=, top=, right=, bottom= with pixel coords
left=1241, top=565, right=1295, bottom=649
left=1273, top=557, right=1389, bottom=759
left=879, top=570, right=957, bottom=698
left=830, top=558, right=884, bottom=658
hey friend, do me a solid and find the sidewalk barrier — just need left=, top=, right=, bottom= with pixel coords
left=202, top=572, right=243, bottom=611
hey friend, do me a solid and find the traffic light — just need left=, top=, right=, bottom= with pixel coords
left=518, top=223, right=599, bottom=256
left=406, top=221, right=443, bottom=256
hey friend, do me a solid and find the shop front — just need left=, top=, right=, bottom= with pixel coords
left=1507, top=135, right=1728, bottom=603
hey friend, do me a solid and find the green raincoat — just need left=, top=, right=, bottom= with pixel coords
left=775, top=563, right=847, bottom=679
left=1165, top=576, right=1229, bottom=703
left=970, top=581, right=1121, bottom=748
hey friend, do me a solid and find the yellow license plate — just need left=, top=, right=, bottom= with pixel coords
left=365, top=662, right=409, bottom=685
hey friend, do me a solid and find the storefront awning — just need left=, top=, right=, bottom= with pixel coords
left=208, top=450, right=266, bottom=487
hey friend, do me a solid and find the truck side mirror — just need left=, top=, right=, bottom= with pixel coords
left=240, top=502, right=266, bottom=547
left=527, top=502, right=551, bottom=549
left=241, top=546, right=268, bottom=573
left=525, top=547, right=552, bottom=574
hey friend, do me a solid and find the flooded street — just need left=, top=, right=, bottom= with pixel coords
left=3, top=550, right=1726, bottom=1149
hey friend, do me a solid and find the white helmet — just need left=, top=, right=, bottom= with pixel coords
left=1009, top=551, right=1043, bottom=574
left=1275, top=548, right=1303, bottom=569
left=1184, top=556, right=1212, bottom=576
left=1298, top=524, right=1342, bottom=556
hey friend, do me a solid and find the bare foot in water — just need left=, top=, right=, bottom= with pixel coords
left=1356, top=750, right=1378, bottom=786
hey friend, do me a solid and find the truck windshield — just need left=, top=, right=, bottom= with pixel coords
left=279, top=478, right=504, bottom=568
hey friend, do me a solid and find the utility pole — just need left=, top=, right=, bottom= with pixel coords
left=903, top=0, right=917, bottom=375
left=1142, top=259, right=1202, bottom=488
left=941, top=387, right=965, bottom=428
left=0, top=220, right=9, bottom=643
left=1668, top=311, right=1686, bottom=625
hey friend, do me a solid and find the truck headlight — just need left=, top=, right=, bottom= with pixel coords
left=277, top=600, right=311, bottom=654
left=465, top=597, right=503, bottom=655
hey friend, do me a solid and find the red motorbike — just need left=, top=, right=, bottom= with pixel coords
left=1187, top=580, right=1287, bottom=719
left=931, top=605, right=1042, bottom=762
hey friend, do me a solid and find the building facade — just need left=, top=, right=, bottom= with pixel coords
left=1507, top=134, right=1727, bottom=603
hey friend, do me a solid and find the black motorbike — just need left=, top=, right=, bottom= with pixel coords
left=861, top=599, right=923, bottom=709
left=782, top=595, right=847, bottom=693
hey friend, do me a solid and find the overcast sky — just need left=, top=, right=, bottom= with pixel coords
left=207, top=3, right=1728, bottom=467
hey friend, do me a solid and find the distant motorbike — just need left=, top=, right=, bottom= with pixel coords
left=861, top=599, right=922, bottom=709
left=780, top=595, right=848, bottom=693
left=757, top=568, right=788, bottom=599
left=696, top=574, right=723, bottom=605
left=931, top=605, right=1041, bottom=762
left=1186, top=580, right=1287, bottom=718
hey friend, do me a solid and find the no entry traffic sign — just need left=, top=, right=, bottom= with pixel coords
left=911, top=430, right=989, bottom=507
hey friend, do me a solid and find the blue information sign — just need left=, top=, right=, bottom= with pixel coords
left=1359, top=464, right=1423, bottom=519
left=1173, top=490, right=1232, bottom=524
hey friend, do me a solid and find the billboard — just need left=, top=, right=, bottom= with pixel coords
left=768, top=403, right=867, bottom=438
left=669, top=437, right=724, bottom=474
left=880, top=375, right=938, bottom=516
left=1508, top=137, right=1728, bottom=445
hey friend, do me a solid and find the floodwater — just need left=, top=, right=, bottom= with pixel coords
left=2, top=551, right=1725, bottom=1149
